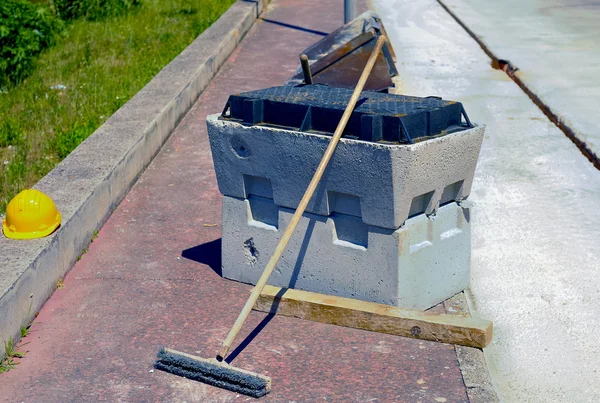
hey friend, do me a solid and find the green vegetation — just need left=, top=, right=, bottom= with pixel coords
left=77, top=229, right=99, bottom=261
left=20, top=324, right=30, bottom=338
left=54, top=0, right=140, bottom=21
left=0, top=0, right=63, bottom=88
left=0, top=0, right=235, bottom=213
left=0, top=336, right=26, bottom=373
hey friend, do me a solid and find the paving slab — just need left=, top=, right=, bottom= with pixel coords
left=0, top=1, right=472, bottom=401
left=374, top=0, right=600, bottom=401
left=438, top=0, right=600, bottom=165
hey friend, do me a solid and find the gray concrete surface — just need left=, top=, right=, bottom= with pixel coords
left=444, top=294, right=499, bottom=402
left=438, top=0, right=600, bottom=165
left=223, top=193, right=471, bottom=310
left=0, top=0, right=267, bottom=360
left=375, top=0, right=600, bottom=401
left=207, top=114, right=484, bottom=229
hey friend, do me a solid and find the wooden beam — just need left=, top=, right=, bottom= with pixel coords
left=254, top=285, right=493, bottom=348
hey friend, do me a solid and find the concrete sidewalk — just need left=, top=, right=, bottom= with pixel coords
left=376, top=0, right=600, bottom=401
left=438, top=0, right=600, bottom=165
left=0, top=1, right=475, bottom=402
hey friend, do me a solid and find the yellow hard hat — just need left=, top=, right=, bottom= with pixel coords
left=2, top=189, right=61, bottom=240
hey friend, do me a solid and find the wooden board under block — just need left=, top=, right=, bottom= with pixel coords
left=254, top=285, right=492, bottom=348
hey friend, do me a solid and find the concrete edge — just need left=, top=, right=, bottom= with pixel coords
left=436, top=0, right=600, bottom=170
left=444, top=293, right=500, bottom=403
left=0, top=0, right=267, bottom=359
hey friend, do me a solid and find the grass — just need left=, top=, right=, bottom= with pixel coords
left=76, top=229, right=99, bottom=261
left=0, top=0, right=236, bottom=213
left=20, top=324, right=30, bottom=338
left=0, top=336, right=27, bottom=373
left=0, top=300, right=34, bottom=373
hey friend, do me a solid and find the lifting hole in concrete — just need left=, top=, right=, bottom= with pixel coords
left=230, top=136, right=251, bottom=158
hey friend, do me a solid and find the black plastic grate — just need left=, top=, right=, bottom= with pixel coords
left=221, top=84, right=472, bottom=144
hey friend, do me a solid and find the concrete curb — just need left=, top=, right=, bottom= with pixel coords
left=0, top=0, right=267, bottom=359
left=444, top=294, right=499, bottom=403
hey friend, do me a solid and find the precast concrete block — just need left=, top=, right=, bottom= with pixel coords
left=208, top=114, right=484, bottom=229
left=221, top=195, right=471, bottom=310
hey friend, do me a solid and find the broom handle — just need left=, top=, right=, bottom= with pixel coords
left=218, top=35, right=387, bottom=361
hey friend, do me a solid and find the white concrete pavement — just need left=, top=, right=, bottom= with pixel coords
left=374, top=0, right=600, bottom=401
left=438, top=0, right=600, bottom=164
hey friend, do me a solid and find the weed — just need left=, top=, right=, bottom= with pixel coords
left=77, top=246, right=88, bottom=261
left=0, top=359, right=14, bottom=373
left=20, top=325, right=30, bottom=339
left=74, top=230, right=98, bottom=262
left=0, top=337, right=26, bottom=374
left=56, top=278, right=64, bottom=289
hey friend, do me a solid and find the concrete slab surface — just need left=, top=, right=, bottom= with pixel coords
left=438, top=0, right=600, bottom=164
left=375, top=0, right=600, bottom=401
left=0, top=1, right=474, bottom=401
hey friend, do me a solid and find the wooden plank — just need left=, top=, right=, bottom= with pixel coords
left=254, top=285, right=493, bottom=348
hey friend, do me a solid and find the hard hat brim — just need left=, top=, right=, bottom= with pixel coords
left=2, top=213, right=61, bottom=240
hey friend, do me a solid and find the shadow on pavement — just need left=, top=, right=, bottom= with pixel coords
left=182, top=238, right=222, bottom=277
left=225, top=287, right=287, bottom=364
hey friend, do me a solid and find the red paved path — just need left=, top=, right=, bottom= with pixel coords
left=1, top=1, right=469, bottom=401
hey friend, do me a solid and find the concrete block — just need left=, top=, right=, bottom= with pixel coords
left=222, top=195, right=471, bottom=310
left=207, top=114, right=484, bottom=229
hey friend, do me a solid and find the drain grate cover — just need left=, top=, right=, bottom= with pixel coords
left=222, top=85, right=472, bottom=144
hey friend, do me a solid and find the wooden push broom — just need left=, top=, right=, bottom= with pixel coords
left=155, top=35, right=387, bottom=398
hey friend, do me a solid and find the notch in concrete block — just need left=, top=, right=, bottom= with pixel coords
left=408, top=214, right=435, bottom=254
left=331, top=213, right=368, bottom=249
left=327, top=191, right=361, bottom=217
left=408, top=190, right=434, bottom=218
left=439, top=201, right=468, bottom=241
left=243, top=175, right=273, bottom=199
left=246, top=195, right=278, bottom=230
left=440, top=180, right=464, bottom=205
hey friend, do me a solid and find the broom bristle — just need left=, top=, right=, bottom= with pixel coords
left=154, top=348, right=271, bottom=398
